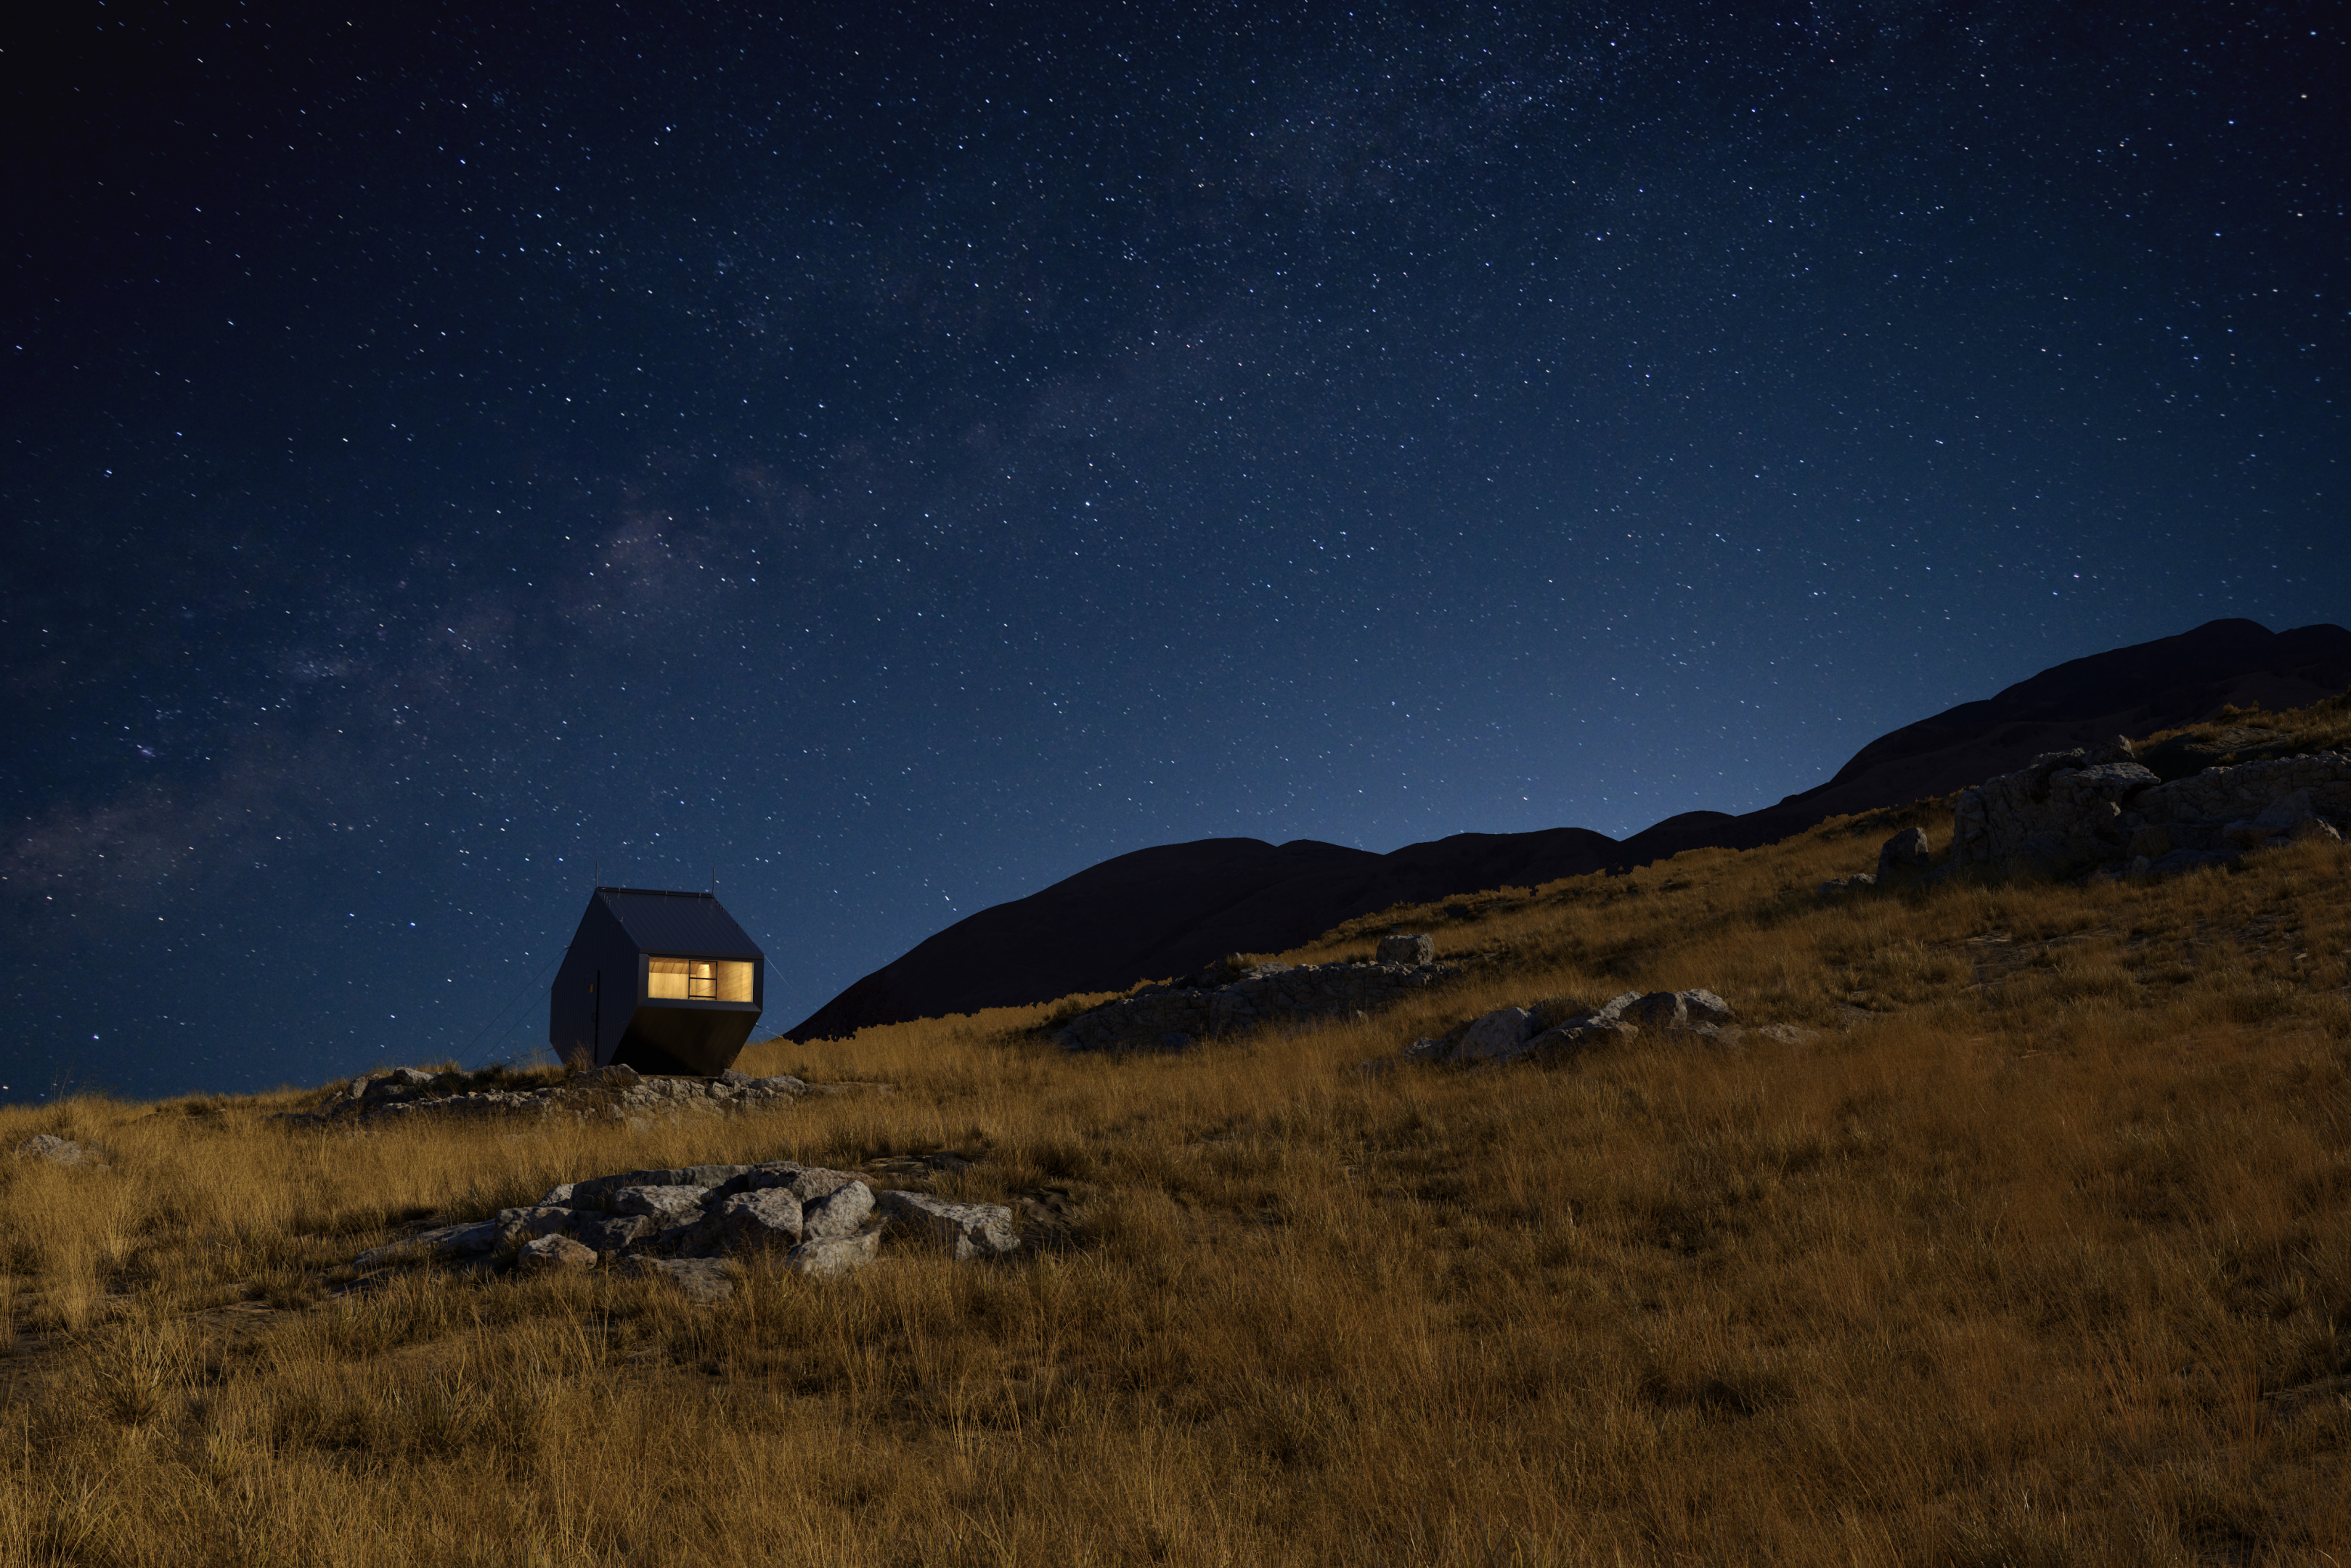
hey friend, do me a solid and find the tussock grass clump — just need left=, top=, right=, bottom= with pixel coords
left=6, top=713, right=2351, bottom=1563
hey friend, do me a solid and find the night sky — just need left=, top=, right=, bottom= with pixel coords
left=6, top=2, right=2345, bottom=1103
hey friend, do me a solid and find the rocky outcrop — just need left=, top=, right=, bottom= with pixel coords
left=1053, top=944, right=1459, bottom=1052
left=353, top=1157, right=1024, bottom=1293
left=9, top=1134, right=99, bottom=1167
left=1386, top=989, right=1819, bottom=1070
left=1948, top=741, right=2351, bottom=878
left=282, top=1061, right=817, bottom=1130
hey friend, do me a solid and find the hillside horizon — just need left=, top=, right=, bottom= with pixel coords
left=789, top=616, right=2351, bottom=1040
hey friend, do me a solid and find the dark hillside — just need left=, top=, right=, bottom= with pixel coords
left=788, top=618, right=2351, bottom=1040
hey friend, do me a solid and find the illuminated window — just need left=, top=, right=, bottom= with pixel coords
left=648, top=957, right=753, bottom=1002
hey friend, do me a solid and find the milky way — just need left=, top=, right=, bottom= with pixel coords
left=6, top=2, right=2345, bottom=1100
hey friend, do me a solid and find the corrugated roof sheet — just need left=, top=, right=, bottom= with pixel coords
left=598, top=888, right=764, bottom=958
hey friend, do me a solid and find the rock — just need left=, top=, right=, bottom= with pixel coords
left=717, top=1068, right=755, bottom=1087
left=751, top=1074, right=808, bottom=1094
left=538, top=1182, right=577, bottom=1206
left=874, top=1191, right=1021, bottom=1259
left=1952, top=744, right=2351, bottom=878
left=1377, top=933, right=1436, bottom=965
left=1616, top=992, right=1695, bottom=1030
left=611, top=1185, right=714, bottom=1222
left=1751, top=1024, right=1823, bottom=1047
left=516, top=1235, right=598, bottom=1274
left=675, top=1188, right=804, bottom=1257
left=616, top=1255, right=737, bottom=1305
left=496, top=1204, right=586, bottom=1249
left=1456, top=1007, right=1536, bottom=1063
left=799, top=1180, right=875, bottom=1241
left=1875, top=828, right=1931, bottom=882
left=785, top=1230, right=883, bottom=1278
left=10, top=1134, right=93, bottom=1166
left=1522, top=1018, right=1639, bottom=1057
left=569, top=1165, right=751, bottom=1208
left=1677, top=989, right=1735, bottom=1026
left=1819, top=873, right=1877, bottom=894
left=571, top=1214, right=652, bottom=1254
left=571, top=1063, right=641, bottom=1090
left=355, top=1220, right=498, bottom=1269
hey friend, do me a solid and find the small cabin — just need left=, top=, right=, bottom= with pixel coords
left=549, top=887, right=765, bottom=1077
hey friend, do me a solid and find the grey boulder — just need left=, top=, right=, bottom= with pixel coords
left=786, top=1230, right=884, bottom=1278
left=516, top=1235, right=598, bottom=1274
left=675, top=1188, right=804, bottom=1257
left=1377, top=933, right=1436, bottom=965
left=799, top=1180, right=875, bottom=1241
left=875, top=1191, right=1020, bottom=1259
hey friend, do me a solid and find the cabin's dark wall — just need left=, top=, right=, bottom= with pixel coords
left=549, top=888, right=767, bottom=1075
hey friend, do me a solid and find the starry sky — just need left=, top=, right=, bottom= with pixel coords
left=5, top=1, right=2345, bottom=1103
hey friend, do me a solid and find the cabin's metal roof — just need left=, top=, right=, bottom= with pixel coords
left=595, top=887, right=764, bottom=959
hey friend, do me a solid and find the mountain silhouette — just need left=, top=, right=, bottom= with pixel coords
left=786, top=618, right=2351, bottom=1040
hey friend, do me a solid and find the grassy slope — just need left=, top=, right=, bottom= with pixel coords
left=4, top=706, right=2350, bottom=1565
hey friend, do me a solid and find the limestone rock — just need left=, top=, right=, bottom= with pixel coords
left=9, top=1134, right=94, bottom=1166
left=786, top=1230, right=883, bottom=1278
left=799, top=1180, right=875, bottom=1241
left=516, top=1235, right=598, bottom=1274
left=617, top=1255, right=737, bottom=1305
left=568, top=1214, right=649, bottom=1254
left=675, top=1188, right=804, bottom=1257
left=610, top=1185, right=714, bottom=1222
left=1376, top=933, right=1435, bottom=965
left=355, top=1220, right=498, bottom=1269
left=1819, top=873, right=1877, bottom=894
left=1875, top=828, right=1931, bottom=882
left=1456, top=1007, right=1536, bottom=1063
left=874, top=1191, right=1020, bottom=1259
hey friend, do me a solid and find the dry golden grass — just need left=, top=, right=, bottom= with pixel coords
left=6, top=724, right=2351, bottom=1564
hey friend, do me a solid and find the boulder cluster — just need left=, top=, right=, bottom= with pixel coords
left=1814, top=740, right=2350, bottom=891
left=284, top=1062, right=815, bottom=1129
left=1054, top=933, right=1458, bottom=1053
left=1949, top=741, right=2347, bottom=879
left=355, top=1158, right=1019, bottom=1303
left=1385, top=989, right=1819, bottom=1070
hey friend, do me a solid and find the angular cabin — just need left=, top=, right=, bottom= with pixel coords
left=549, top=887, right=765, bottom=1076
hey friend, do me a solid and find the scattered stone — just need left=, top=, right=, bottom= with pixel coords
left=516, top=1235, right=598, bottom=1274
left=675, top=1188, right=804, bottom=1257
left=785, top=1230, right=883, bottom=1279
left=1456, top=1007, right=1536, bottom=1063
left=617, top=1256, right=738, bottom=1305
left=611, top=1185, right=715, bottom=1222
left=354, top=1220, right=498, bottom=1269
left=9, top=1134, right=95, bottom=1167
left=799, top=1180, right=876, bottom=1241
left=1376, top=933, right=1436, bottom=965
left=1819, top=873, right=1877, bottom=894
left=1875, top=828, right=1932, bottom=882
left=875, top=1191, right=1021, bottom=1259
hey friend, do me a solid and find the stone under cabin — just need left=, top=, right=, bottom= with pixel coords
left=549, top=886, right=766, bottom=1077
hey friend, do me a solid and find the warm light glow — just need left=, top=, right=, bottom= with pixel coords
left=647, top=956, right=753, bottom=1002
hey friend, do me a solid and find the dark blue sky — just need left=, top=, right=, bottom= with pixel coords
left=5, top=1, right=2344, bottom=1101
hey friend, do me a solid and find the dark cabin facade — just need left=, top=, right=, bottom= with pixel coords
left=549, top=887, right=765, bottom=1076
